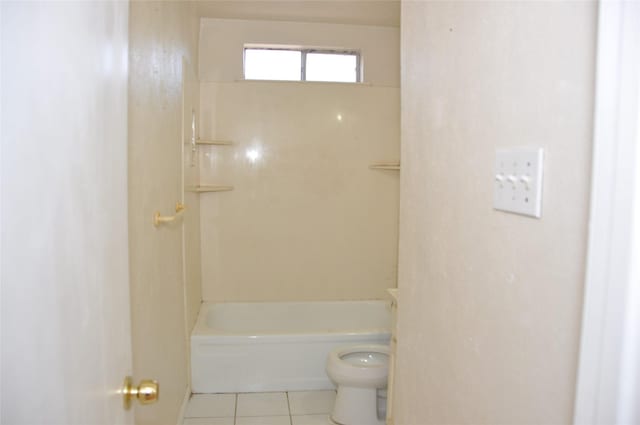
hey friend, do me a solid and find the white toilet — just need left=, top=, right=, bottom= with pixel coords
left=326, top=344, right=390, bottom=425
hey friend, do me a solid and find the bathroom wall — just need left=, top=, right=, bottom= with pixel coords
left=198, top=19, right=400, bottom=302
left=128, top=1, right=199, bottom=423
left=197, top=1, right=400, bottom=28
left=395, top=1, right=596, bottom=423
left=182, top=60, right=203, bottom=336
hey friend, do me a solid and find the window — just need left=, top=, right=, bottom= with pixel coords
left=244, top=47, right=361, bottom=83
left=244, top=49, right=302, bottom=81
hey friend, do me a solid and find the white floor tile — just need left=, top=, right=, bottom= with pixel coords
left=184, top=394, right=236, bottom=418
left=236, top=416, right=291, bottom=425
left=183, top=418, right=235, bottom=425
left=288, top=391, right=336, bottom=415
left=291, top=415, right=332, bottom=425
left=236, top=392, right=290, bottom=417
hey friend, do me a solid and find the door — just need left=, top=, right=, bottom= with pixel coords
left=1, top=1, right=134, bottom=424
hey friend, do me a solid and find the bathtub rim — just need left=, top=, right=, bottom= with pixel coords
left=193, top=299, right=392, bottom=337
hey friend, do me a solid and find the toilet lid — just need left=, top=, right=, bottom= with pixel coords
left=340, top=351, right=388, bottom=367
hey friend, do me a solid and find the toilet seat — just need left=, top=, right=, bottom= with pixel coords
left=327, top=344, right=389, bottom=388
left=341, top=351, right=388, bottom=367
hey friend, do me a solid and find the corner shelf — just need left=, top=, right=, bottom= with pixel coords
left=186, top=185, right=234, bottom=193
left=186, top=136, right=234, bottom=192
left=369, top=162, right=400, bottom=170
left=196, top=139, right=233, bottom=146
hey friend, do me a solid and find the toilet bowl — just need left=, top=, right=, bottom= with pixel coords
left=326, top=344, right=389, bottom=425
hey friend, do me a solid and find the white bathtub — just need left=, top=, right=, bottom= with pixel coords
left=191, top=301, right=391, bottom=393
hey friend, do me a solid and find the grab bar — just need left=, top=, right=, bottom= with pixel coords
left=153, top=202, right=186, bottom=227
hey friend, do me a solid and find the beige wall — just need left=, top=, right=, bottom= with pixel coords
left=197, top=1, right=400, bottom=28
left=395, top=1, right=596, bottom=423
left=128, top=1, right=199, bottom=423
left=199, top=82, right=399, bottom=302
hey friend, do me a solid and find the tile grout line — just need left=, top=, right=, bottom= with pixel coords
left=186, top=391, right=333, bottom=424
left=286, top=392, right=293, bottom=425
left=233, top=393, right=238, bottom=425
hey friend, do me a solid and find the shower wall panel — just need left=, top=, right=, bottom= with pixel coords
left=199, top=81, right=399, bottom=301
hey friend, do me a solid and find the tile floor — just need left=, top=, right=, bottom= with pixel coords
left=182, top=390, right=336, bottom=425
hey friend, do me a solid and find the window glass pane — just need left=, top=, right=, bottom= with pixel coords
left=244, top=49, right=301, bottom=81
left=305, top=53, right=358, bottom=83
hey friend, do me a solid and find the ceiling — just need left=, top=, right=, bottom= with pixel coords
left=197, top=0, right=401, bottom=27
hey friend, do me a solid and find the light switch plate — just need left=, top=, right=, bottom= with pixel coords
left=493, top=148, right=544, bottom=218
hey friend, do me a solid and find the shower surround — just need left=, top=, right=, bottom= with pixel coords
left=197, top=18, right=400, bottom=302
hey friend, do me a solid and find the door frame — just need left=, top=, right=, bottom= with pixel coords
left=573, top=1, right=640, bottom=424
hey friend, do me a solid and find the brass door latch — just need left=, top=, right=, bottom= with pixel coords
left=122, top=376, right=159, bottom=409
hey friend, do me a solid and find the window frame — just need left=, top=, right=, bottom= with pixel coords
left=243, top=46, right=362, bottom=83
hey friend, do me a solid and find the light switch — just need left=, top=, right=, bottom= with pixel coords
left=493, top=148, right=544, bottom=218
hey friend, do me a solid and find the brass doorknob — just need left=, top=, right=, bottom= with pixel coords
left=122, top=376, right=159, bottom=409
